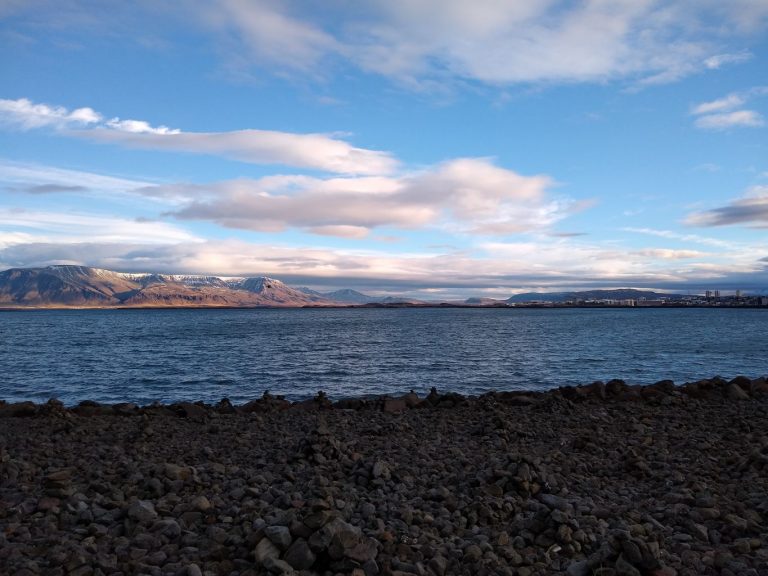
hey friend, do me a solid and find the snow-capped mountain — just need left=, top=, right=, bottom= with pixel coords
left=0, top=266, right=334, bottom=308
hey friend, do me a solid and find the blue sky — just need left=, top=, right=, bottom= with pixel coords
left=1, top=0, right=767, bottom=298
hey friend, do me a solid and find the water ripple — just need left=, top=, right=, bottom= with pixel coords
left=0, top=307, right=766, bottom=405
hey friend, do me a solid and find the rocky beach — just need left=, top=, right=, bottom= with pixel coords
left=1, top=376, right=767, bottom=576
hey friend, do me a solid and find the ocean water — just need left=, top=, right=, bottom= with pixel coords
left=0, top=307, right=766, bottom=405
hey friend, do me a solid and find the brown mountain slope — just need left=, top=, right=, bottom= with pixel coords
left=0, top=266, right=336, bottom=308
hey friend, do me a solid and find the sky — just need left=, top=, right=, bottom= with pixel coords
left=1, top=0, right=767, bottom=298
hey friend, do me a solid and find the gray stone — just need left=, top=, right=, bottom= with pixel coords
left=372, top=460, right=390, bottom=479
left=429, top=555, right=448, bottom=576
left=263, top=556, right=297, bottom=574
left=265, top=524, right=293, bottom=550
left=151, top=518, right=181, bottom=539
left=566, top=560, right=590, bottom=576
left=255, top=537, right=281, bottom=565
left=128, top=500, right=158, bottom=524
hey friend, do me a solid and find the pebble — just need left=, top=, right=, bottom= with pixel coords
left=0, top=378, right=766, bottom=576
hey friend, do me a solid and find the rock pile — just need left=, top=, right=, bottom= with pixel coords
left=1, top=375, right=767, bottom=575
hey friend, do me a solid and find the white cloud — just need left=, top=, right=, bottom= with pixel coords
left=691, top=87, right=768, bottom=130
left=208, top=0, right=340, bottom=73
left=704, top=51, right=752, bottom=69
left=161, top=158, right=563, bottom=236
left=0, top=97, right=397, bottom=175
left=0, top=159, right=156, bottom=195
left=4, top=1, right=766, bottom=90
left=0, top=98, right=101, bottom=130
left=80, top=128, right=398, bottom=175
left=632, top=248, right=706, bottom=259
left=105, top=118, right=180, bottom=135
left=691, top=93, right=746, bottom=115
left=0, top=208, right=200, bottom=245
left=623, top=227, right=740, bottom=249
left=202, top=0, right=763, bottom=87
left=694, top=110, right=764, bottom=130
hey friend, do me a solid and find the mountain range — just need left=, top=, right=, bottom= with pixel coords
left=0, top=266, right=333, bottom=308
left=0, top=265, right=687, bottom=308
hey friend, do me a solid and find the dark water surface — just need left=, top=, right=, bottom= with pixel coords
left=0, top=307, right=766, bottom=405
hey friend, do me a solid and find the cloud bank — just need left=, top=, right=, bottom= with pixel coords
left=206, top=0, right=766, bottom=87
left=0, top=98, right=397, bottom=175
left=1, top=235, right=766, bottom=295
left=148, top=158, right=564, bottom=237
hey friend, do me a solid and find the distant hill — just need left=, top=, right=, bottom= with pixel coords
left=298, top=287, right=413, bottom=304
left=464, top=297, right=505, bottom=306
left=0, top=266, right=334, bottom=308
left=506, top=289, right=684, bottom=303
left=299, top=287, right=380, bottom=304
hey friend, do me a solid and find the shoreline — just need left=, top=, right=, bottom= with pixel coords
left=1, top=374, right=767, bottom=414
left=1, top=376, right=767, bottom=575
left=2, top=303, right=768, bottom=311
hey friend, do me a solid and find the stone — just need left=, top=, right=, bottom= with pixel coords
left=538, top=494, right=573, bottom=512
left=128, top=500, right=158, bottom=524
left=265, top=525, right=293, bottom=550
left=725, top=383, right=749, bottom=400
left=383, top=397, right=407, bottom=414
left=464, top=544, right=482, bottom=562
left=190, top=495, right=212, bottom=512
left=112, top=402, right=138, bottom=415
left=429, top=555, right=448, bottom=576
left=283, top=538, right=315, bottom=570
left=263, top=556, right=297, bottom=574
left=12, top=401, right=38, bottom=416
left=319, top=519, right=378, bottom=562
left=177, top=402, right=208, bottom=421
left=255, top=537, right=281, bottom=565
left=163, top=463, right=193, bottom=482
left=615, top=553, right=642, bottom=576
left=372, top=460, right=391, bottom=479
left=566, top=560, right=590, bottom=576
left=152, top=518, right=181, bottom=539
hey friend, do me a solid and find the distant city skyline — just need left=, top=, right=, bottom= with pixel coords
left=1, top=1, right=767, bottom=299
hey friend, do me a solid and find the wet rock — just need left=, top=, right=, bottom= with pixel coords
left=725, top=382, right=750, bottom=400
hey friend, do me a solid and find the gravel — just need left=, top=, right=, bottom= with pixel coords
left=1, top=375, right=767, bottom=575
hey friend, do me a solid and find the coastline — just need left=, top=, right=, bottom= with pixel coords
left=2, top=303, right=768, bottom=311
left=2, top=376, right=767, bottom=575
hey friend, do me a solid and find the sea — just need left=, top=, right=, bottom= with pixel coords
left=0, top=307, right=766, bottom=405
